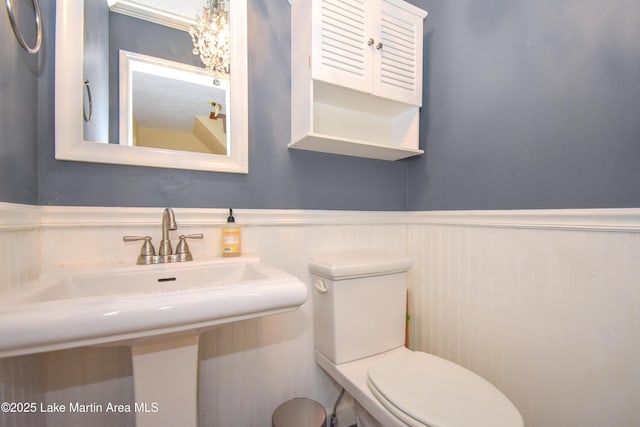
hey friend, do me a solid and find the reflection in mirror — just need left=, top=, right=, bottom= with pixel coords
left=55, top=0, right=248, bottom=173
left=82, top=0, right=109, bottom=143
left=120, top=51, right=230, bottom=155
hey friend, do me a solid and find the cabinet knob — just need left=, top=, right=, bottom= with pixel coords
left=367, top=38, right=374, bottom=46
left=376, top=41, right=383, bottom=50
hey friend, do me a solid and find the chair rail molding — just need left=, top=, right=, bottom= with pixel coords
left=1, top=202, right=639, bottom=232
left=0, top=202, right=42, bottom=231
left=407, top=208, right=640, bottom=232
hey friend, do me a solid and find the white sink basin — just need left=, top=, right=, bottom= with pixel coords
left=0, top=256, right=308, bottom=358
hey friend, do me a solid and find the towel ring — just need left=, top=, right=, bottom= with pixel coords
left=5, top=0, right=42, bottom=54
left=83, top=80, right=93, bottom=123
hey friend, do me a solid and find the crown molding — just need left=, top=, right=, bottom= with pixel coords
left=109, top=1, right=196, bottom=32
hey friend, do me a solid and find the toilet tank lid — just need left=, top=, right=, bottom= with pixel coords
left=309, top=251, right=412, bottom=280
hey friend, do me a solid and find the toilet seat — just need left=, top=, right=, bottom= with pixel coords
left=367, top=351, right=523, bottom=427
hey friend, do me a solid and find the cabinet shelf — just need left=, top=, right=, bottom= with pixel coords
left=290, top=81, right=422, bottom=161
left=289, top=132, right=423, bottom=161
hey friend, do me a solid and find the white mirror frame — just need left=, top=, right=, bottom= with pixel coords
left=55, top=0, right=248, bottom=174
left=119, top=50, right=231, bottom=153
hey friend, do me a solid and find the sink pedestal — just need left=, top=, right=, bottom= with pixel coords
left=132, top=334, right=200, bottom=427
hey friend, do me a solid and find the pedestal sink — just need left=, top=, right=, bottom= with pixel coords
left=0, top=256, right=308, bottom=426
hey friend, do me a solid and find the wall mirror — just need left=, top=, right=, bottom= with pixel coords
left=55, top=0, right=248, bottom=173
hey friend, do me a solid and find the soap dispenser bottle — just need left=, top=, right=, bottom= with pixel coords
left=221, top=208, right=241, bottom=257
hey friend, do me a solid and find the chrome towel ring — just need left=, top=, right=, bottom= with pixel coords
left=5, top=0, right=42, bottom=54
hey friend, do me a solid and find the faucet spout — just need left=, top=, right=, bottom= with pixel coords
left=159, top=208, right=177, bottom=257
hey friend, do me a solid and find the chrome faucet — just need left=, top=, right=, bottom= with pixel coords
left=123, top=208, right=203, bottom=265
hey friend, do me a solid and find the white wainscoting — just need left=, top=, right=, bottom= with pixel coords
left=0, top=353, right=45, bottom=427
left=407, top=210, right=640, bottom=427
left=0, top=203, right=41, bottom=294
left=0, top=203, right=43, bottom=427
left=1, top=204, right=639, bottom=427
left=1, top=205, right=406, bottom=427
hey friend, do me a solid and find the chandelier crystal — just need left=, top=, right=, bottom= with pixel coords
left=189, top=0, right=230, bottom=76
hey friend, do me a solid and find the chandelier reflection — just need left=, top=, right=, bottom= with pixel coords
left=189, top=0, right=230, bottom=77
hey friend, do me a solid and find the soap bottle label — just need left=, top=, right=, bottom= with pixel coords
left=223, top=233, right=240, bottom=244
left=221, top=228, right=241, bottom=256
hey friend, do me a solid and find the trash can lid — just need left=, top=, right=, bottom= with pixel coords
left=272, top=398, right=326, bottom=427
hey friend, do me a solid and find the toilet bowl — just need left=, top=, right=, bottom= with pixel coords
left=310, top=251, right=524, bottom=427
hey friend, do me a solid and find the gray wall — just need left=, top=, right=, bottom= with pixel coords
left=35, top=0, right=408, bottom=210
left=5, top=0, right=640, bottom=210
left=408, top=0, right=640, bottom=210
left=0, top=0, right=39, bottom=204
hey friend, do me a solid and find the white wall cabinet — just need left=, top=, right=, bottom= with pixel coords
left=290, top=0, right=427, bottom=161
left=311, top=0, right=425, bottom=106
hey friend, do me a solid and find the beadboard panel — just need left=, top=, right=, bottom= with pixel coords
left=0, top=203, right=42, bottom=294
left=2, top=204, right=640, bottom=427
left=0, top=205, right=43, bottom=427
left=407, top=224, right=640, bottom=427
left=0, top=228, right=41, bottom=293
left=0, top=354, right=45, bottom=427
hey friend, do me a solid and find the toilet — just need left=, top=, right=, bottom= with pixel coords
left=310, top=251, right=524, bottom=427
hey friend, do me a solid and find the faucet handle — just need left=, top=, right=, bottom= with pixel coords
left=123, top=235, right=156, bottom=258
left=123, top=235, right=152, bottom=242
left=180, top=233, right=204, bottom=240
left=175, top=234, right=203, bottom=261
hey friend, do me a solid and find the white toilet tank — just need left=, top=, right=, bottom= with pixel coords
left=310, top=252, right=412, bottom=365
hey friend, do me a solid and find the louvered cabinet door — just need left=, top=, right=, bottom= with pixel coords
left=311, top=0, right=373, bottom=93
left=373, top=0, right=423, bottom=106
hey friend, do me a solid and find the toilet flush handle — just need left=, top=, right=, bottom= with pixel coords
left=314, top=279, right=328, bottom=294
